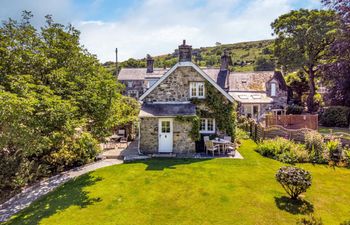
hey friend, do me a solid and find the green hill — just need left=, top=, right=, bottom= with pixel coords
left=103, top=39, right=275, bottom=74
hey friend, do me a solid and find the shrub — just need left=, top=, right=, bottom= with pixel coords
left=304, top=131, right=327, bottom=163
left=340, top=220, right=350, bottom=225
left=297, top=214, right=323, bottom=225
left=320, top=106, right=350, bottom=127
left=326, top=139, right=342, bottom=163
left=237, top=115, right=251, bottom=132
left=256, top=137, right=308, bottom=163
left=286, top=105, right=304, bottom=115
left=276, top=166, right=312, bottom=199
left=45, top=132, right=100, bottom=172
left=236, top=128, right=249, bottom=140
left=341, top=146, right=350, bottom=167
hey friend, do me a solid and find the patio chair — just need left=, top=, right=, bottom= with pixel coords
left=203, top=136, right=210, bottom=142
left=205, top=141, right=219, bottom=157
left=224, top=136, right=235, bottom=153
left=203, top=136, right=210, bottom=151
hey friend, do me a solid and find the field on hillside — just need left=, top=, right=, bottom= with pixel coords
left=104, top=39, right=275, bottom=74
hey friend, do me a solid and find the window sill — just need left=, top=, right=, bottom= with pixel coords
left=199, top=130, right=215, bottom=134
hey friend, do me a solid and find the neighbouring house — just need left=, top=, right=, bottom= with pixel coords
left=117, top=40, right=288, bottom=154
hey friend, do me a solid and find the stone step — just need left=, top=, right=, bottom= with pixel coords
left=124, top=155, right=151, bottom=162
left=105, top=155, right=121, bottom=159
left=151, top=153, right=177, bottom=158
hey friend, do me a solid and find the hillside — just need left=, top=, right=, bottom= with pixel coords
left=103, top=39, right=275, bottom=74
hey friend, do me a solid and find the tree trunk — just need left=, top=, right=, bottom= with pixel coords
left=307, top=69, right=316, bottom=113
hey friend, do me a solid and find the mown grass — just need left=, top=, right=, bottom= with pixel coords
left=3, top=139, right=350, bottom=225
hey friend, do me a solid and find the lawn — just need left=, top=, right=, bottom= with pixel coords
left=3, top=140, right=350, bottom=225
left=319, top=126, right=350, bottom=140
left=319, top=126, right=350, bottom=135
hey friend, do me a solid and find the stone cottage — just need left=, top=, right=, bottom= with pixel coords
left=118, top=40, right=288, bottom=154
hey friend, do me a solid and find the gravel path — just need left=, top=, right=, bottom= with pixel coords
left=0, top=159, right=122, bottom=222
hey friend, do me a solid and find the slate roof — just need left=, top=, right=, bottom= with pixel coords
left=229, top=92, right=274, bottom=104
left=118, top=67, right=287, bottom=93
left=228, top=71, right=274, bottom=92
left=202, top=68, right=229, bottom=89
left=118, top=68, right=168, bottom=80
left=139, top=103, right=196, bottom=117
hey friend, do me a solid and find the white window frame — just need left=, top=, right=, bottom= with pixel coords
left=189, top=82, right=205, bottom=98
left=127, top=90, right=139, bottom=98
left=127, top=81, right=133, bottom=88
left=270, top=82, right=276, bottom=97
left=147, top=79, right=158, bottom=89
left=199, top=118, right=215, bottom=133
left=242, top=104, right=260, bottom=119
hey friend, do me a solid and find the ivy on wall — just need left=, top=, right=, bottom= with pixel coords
left=183, top=81, right=238, bottom=142
left=175, top=115, right=200, bottom=141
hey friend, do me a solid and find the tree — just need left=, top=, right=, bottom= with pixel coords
left=0, top=12, right=139, bottom=199
left=321, top=0, right=350, bottom=106
left=276, top=166, right=312, bottom=199
left=271, top=9, right=338, bottom=112
left=285, top=70, right=309, bottom=105
left=253, top=57, right=275, bottom=71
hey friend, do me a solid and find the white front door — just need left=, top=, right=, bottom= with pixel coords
left=158, top=118, right=173, bottom=153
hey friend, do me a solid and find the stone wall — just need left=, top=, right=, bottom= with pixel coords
left=144, top=66, right=205, bottom=103
left=139, top=117, right=195, bottom=154
left=139, top=117, right=158, bottom=154
left=266, top=78, right=288, bottom=108
left=173, top=120, right=195, bottom=154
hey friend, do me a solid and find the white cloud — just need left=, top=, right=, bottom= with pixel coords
left=76, top=0, right=297, bottom=62
left=1, top=0, right=321, bottom=62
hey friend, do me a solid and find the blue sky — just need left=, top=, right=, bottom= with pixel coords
left=0, top=0, right=322, bottom=62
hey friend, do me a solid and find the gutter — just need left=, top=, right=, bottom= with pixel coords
left=137, top=120, right=142, bottom=155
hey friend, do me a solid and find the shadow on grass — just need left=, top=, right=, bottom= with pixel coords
left=274, top=196, right=314, bottom=215
left=5, top=173, right=103, bottom=225
left=129, top=158, right=212, bottom=171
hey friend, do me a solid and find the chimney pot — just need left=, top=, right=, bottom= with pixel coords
left=220, top=49, right=231, bottom=71
left=146, top=54, right=154, bottom=73
left=178, top=40, right=192, bottom=62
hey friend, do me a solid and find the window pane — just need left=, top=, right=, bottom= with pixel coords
left=207, top=119, right=214, bottom=131
left=271, top=83, right=276, bottom=96
left=191, top=83, right=197, bottom=97
left=200, top=119, right=206, bottom=131
left=198, top=83, right=204, bottom=96
left=253, top=106, right=259, bottom=117
left=162, top=121, right=170, bottom=133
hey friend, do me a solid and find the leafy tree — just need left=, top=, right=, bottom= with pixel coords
left=0, top=11, right=139, bottom=200
left=276, top=166, right=312, bottom=199
left=321, top=0, right=350, bottom=106
left=253, top=57, right=275, bottom=71
left=271, top=9, right=338, bottom=112
left=285, top=71, right=309, bottom=105
left=121, top=58, right=145, bottom=68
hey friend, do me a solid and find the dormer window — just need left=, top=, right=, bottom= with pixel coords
left=271, top=83, right=276, bottom=97
left=190, top=82, right=205, bottom=98
left=127, top=81, right=133, bottom=88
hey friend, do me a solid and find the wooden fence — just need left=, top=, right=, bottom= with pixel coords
left=242, top=118, right=350, bottom=146
left=266, top=114, right=318, bottom=130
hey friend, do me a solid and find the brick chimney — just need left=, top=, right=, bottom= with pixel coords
left=220, top=49, right=231, bottom=71
left=178, top=40, right=192, bottom=62
left=146, top=54, right=154, bottom=73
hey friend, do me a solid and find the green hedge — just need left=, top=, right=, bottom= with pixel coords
left=321, top=106, right=350, bottom=127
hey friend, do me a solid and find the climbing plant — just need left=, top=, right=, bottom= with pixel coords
left=189, top=81, right=237, bottom=142
left=175, top=115, right=200, bottom=141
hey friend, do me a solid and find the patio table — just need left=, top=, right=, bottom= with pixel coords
left=212, top=138, right=231, bottom=154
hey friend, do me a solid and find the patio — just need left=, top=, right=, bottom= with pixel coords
left=99, top=138, right=243, bottom=161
